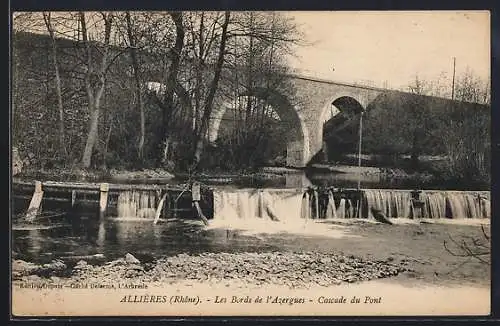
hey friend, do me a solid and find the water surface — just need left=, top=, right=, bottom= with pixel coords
left=12, top=214, right=281, bottom=265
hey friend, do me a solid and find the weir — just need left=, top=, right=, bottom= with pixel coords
left=117, top=190, right=159, bottom=219
left=213, top=189, right=305, bottom=222
left=212, top=188, right=491, bottom=221
left=11, top=180, right=197, bottom=221
left=12, top=179, right=491, bottom=223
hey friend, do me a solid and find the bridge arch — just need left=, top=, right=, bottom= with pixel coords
left=318, top=95, right=367, bottom=138
left=313, top=95, right=367, bottom=163
left=209, top=87, right=310, bottom=167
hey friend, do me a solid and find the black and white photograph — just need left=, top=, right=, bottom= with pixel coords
left=10, top=10, right=491, bottom=316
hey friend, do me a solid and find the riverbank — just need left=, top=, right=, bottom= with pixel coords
left=12, top=218, right=490, bottom=287
left=11, top=164, right=420, bottom=185
left=13, top=162, right=490, bottom=191
left=11, top=246, right=490, bottom=316
left=12, top=251, right=408, bottom=288
left=14, top=167, right=176, bottom=183
left=11, top=217, right=490, bottom=316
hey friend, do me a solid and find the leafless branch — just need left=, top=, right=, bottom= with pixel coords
left=481, top=224, right=490, bottom=241
left=443, top=231, right=490, bottom=265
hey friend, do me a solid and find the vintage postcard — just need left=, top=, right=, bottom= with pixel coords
left=10, top=10, right=491, bottom=317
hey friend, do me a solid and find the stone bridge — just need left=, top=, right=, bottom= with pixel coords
left=207, top=75, right=386, bottom=168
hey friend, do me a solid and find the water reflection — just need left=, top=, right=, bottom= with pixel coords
left=285, top=172, right=313, bottom=188
left=277, top=170, right=469, bottom=190
left=189, top=169, right=438, bottom=190
left=12, top=213, right=281, bottom=265
left=224, top=169, right=419, bottom=190
left=305, top=170, right=381, bottom=188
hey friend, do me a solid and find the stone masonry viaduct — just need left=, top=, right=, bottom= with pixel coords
left=206, top=74, right=386, bottom=168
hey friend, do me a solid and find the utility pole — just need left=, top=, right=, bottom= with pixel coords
left=356, top=108, right=365, bottom=218
left=357, top=109, right=365, bottom=190
left=451, top=57, right=456, bottom=100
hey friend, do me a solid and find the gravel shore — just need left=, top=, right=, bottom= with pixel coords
left=13, top=251, right=409, bottom=289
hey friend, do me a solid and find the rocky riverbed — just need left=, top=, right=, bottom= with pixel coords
left=12, top=251, right=409, bottom=289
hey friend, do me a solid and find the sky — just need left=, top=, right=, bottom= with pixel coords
left=286, top=11, right=490, bottom=91
left=13, top=11, right=490, bottom=92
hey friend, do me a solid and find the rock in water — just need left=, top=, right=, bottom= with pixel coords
left=125, top=253, right=141, bottom=264
left=371, top=208, right=393, bottom=225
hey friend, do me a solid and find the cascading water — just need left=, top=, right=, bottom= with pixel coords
left=360, top=189, right=490, bottom=219
left=210, top=188, right=361, bottom=239
left=117, top=190, right=159, bottom=219
left=324, top=191, right=337, bottom=219
left=421, top=191, right=447, bottom=219
left=213, top=189, right=304, bottom=222
left=420, top=190, right=490, bottom=219
left=362, top=189, right=413, bottom=219
left=336, top=198, right=346, bottom=219
left=212, top=188, right=490, bottom=223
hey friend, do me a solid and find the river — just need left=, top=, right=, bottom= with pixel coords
left=11, top=167, right=490, bottom=268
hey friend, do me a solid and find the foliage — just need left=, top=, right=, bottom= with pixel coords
left=12, top=11, right=302, bottom=172
left=12, top=12, right=489, bottom=186
left=359, top=70, right=490, bottom=187
left=362, top=91, right=447, bottom=159
left=204, top=114, right=287, bottom=171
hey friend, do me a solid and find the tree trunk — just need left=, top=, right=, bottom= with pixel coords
left=79, top=12, right=113, bottom=169
left=82, top=108, right=100, bottom=168
left=54, top=55, right=65, bottom=155
left=103, top=121, right=113, bottom=166
left=125, top=12, right=145, bottom=162
left=153, top=11, right=185, bottom=166
left=194, top=12, right=204, bottom=134
left=43, top=12, right=66, bottom=158
left=245, top=14, right=255, bottom=127
left=192, top=11, right=231, bottom=170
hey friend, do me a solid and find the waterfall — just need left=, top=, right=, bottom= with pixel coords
left=419, top=191, right=490, bottom=219
left=362, top=189, right=413, bottom=219
left=346, top=199, right=354, bottom=218
left=482, top=195, right=491, bottom=219
left=313, top=190, right=319, bottom=219
left=212, top=188, right=491, bottom=223
left=422, top=191, right=446, bottom=219
left=336, top=198, right=346, bottom=219
left=322, top=196, right=354, bottom=219
left=361, top=189, right=490, bottom=220
left=301, top=192, right=310, bottom=219
left=446, top=192, right=468, bottom=218
left=213, top=189, right=304, bottom=222
left=325, top=190, right=337, bottom=219
left=117, top=190, right=158, bottom=219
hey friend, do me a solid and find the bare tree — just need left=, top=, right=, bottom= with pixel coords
left=214, top=12, right=302, bottom=166
left=146, top=11, right=186, bottom=166
left=444, top=224, right=490, bottom=265
left=191, top=11, right=231, bottom=170
left=187, top=11, right=304, bottom=169
left=12, top=11, right=304, bottom=172
left=79, top=12, right=114, bottom=168
left=185, top=11, right=220, bottom=133
left=455, top=67, right=490, bottom=105
left=124, top=11, right=146, bottom=161
left=405, top=75, right=436, bottom=169
left=440, top=69, right=490, bottom=184
left=42, top=12, right=66, bottom=158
